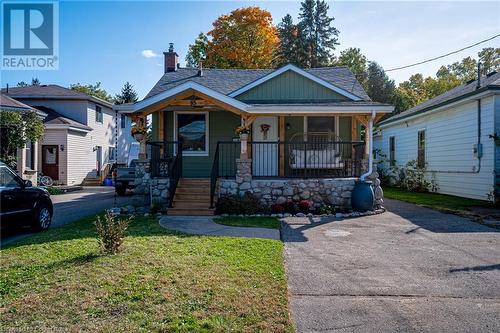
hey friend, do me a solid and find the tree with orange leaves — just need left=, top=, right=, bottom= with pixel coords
left=186, top=7, right=279, bottom=69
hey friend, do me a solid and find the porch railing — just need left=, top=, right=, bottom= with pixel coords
left=209, top=140, right=365, bottom=206
left=147, top=141, right=182, bottom=207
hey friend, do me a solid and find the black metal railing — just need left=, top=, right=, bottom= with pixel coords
left=210, top=144, right=220, bottom=208
left=147, top=141, right=182, bottom=207
left=212, top=140, right=365, bottom=179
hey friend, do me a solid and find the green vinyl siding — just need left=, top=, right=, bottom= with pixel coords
left=236, top=70, right=349, bottom=103
left=151, top=112, right=159, bottom=140
left=164, top=110, right=240, bottom=177
left=339, top=116, right=352, bottom=141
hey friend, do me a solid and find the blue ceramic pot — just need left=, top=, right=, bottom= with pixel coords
left=351, top=180, right=374, bottom=212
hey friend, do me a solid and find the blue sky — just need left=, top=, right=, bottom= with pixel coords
left=2, top=1, right=499, bottom=99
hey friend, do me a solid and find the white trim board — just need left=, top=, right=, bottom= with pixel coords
left=228, top=64, right=363, bottom=101
left=114, top=81, right=249, bottom=114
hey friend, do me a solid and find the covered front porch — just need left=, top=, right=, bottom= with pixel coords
left=115, top=81, right=391, bottom=210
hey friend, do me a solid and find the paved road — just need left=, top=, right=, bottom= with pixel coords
left=282, top=199, right=500, bottom=332
left=1, top=187, right=134, bottom=246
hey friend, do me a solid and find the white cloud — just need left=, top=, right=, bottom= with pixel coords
left=141, top=49, right=159, bottom=58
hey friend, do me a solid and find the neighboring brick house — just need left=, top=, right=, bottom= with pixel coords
left=1, top=85, right=138, bottom=185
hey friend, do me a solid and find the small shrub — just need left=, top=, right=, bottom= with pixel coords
left=215, top=193, right=262, bottom=215
left=397, top=160, right=438, bottom=193
left=150, top=198, right=163, bottom=214
left=282, top=201, right=296, bottom=214
left=44, top=187, right=64, bottom=195
left=318, top=204, right=336, bottom=215
left=95, top=212, right=131, bottom=255
left=298, top=200, right=312, bottom=213
left=271, top=203, right=284, bottom=213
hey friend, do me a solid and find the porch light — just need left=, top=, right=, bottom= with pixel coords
left=286, top=122, right=291, bottom=130
left=60, top=144, right=65, bottom=152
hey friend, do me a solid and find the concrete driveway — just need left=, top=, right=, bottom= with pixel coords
left=1, top=187, right=134, bottom=246
left=282, top=199, right=500, bottom=332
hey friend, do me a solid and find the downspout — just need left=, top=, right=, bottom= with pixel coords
left=360, top=110, right=376, bottom=181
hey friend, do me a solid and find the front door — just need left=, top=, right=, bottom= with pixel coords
left=96, top=146, right=102, bottom=176
left=42, top=145, right=59, bottom=180
left=252, top=116, right=278, bottom=177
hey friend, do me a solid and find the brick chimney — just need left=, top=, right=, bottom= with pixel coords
left=163, top=43, right=178, bottom=73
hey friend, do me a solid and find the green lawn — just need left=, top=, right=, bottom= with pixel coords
left=214, top=217, right=281, bottom=229
left=0, top=215, right=292, bottom=332
left=384, top=187, right=494, bottom=215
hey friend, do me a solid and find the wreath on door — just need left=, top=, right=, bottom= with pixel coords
left=260, top=124, right=271, bottom=140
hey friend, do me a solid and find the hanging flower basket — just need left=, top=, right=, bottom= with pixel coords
left=131, top=125, right=147, bottom=141
left=235, top=125, right=251, bottom=135
left=133, top=133, right=144, bottom=141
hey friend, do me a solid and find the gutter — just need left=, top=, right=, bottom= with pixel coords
left=360, top=110, right=376, bottom=181
left=378, top=85, right=499, bottom=128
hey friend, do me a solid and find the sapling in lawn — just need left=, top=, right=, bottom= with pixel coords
left=95, top=212, right=132, bottom=254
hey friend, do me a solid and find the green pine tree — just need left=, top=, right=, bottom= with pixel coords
left=365, top=62, right=395, bottom=104
left=274, top=14, right=306, bottom=67
left=115, top=82, right=139, bottom=104
left=298, top=0, right=339, bottom=67
left=185, top=32, right=209, bottom=68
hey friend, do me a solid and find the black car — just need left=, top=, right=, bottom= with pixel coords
left=0, top=162, right=53, bottom=231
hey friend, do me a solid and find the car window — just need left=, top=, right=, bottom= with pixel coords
left=0, top=166, right=22, bottom=188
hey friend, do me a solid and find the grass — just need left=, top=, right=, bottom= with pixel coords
left=0, top=215, right=292, bottom=332
left=384, top=186, right=495, bottom=215
left=214, top=217, right=281, bottom=229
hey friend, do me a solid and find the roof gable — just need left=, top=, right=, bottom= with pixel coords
left=233, top=68, right=352, bottom=103
left=229, top=64, right=362, bottom=101
left=144, top=65, right=370, bottom=101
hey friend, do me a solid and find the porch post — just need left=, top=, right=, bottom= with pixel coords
left=137, top=115, right=147, bottom=160
left=279, top=116, right=285, bottom=177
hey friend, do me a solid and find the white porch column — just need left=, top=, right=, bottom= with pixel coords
left=137, top=115, right=147, bottom=160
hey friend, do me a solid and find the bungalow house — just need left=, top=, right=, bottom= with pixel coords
left=374, top=70, right=500, bottom=202
left=116, top=45, right=393, bottom=214
left=0, top=94, right=47, bottom=185
left=1, top=85, right=138, bottom=186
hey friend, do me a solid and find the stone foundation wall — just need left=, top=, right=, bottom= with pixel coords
left=217, top=157, right=384, bottom=210
left=218, top=177, right=356, bottom=209
left=132, top=160, right=170, bottom=207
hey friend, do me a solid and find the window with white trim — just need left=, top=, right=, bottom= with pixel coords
left=389, top=136, right=395, bottom=166
left=121, top=114, right=126, bottom=129
left=417, top=130, right=425, bottom=168
left=176, top=113, right=208, bottom=155
left=25, top=140, right=35, bottom=170
left=95, top=105, right=103, bottom=123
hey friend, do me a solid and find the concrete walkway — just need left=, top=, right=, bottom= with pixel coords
left=159, top=216, right=280, bottom=240
left=282, top=198, right=500, bottom=332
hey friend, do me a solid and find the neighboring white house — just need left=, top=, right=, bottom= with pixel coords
left=0, top=93, right=48, bottom=186
left=1, top=85, right=138, bottom=186
left=374, top=71, right=500, bottom=202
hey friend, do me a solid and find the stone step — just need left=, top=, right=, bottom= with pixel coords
left=175, top=188, right=210, bottom=195
left=172, top=201, right=211, bottom=209
left=174, top=193, right=210, bottom=201
left=167, top=208, right=214, bottom=216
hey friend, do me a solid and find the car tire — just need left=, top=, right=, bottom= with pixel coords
left=32, top=203, right=52, bottom=231
left=116, top=185, right=127, bottom=196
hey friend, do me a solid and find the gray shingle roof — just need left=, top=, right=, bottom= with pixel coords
left=145, top=66, right=371, bottom=101
left=1, top=84, right=113, bottom=107
left=0, top=93, right=47, bottom=117
left=35, top=105, right=92, bottom=131
left=380, top=71, right=500, bottom=125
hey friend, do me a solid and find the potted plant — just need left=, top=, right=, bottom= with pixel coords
left=131, top=124, right=147, bottom=141
left=489, top=133, right=500, bottom=146
left=235, top=125, right=251, bottom=141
